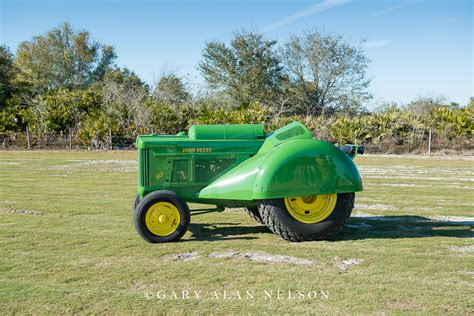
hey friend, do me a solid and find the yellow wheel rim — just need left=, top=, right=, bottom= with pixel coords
left=284, top=194, right=337, bottom=224
left=145, top=202, right=180, bottom=236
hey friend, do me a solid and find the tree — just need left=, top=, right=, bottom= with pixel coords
left=199, top=31, right=284, bottom=107
left=91, top=45, right=117, bottom=83
left=468, top=97, right=474, bottom=109
left=281, top=30, right=371, bottom=116
left=0, top=45, right=15, bottom=108
left=154, top=74, right=190, bottom=106
left=14, top=23, right=116, bottom=93
left=23, top=88, right=100, bottom=137
left=373, top=101, right=400, bottom=113
left=404, top=96, right=447, bottom=115
left=101, top=68, right=151, bottom=134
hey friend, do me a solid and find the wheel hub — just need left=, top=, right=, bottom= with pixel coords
left=158, top=214, right=167, bottom=223
left=145, top=202, right=180, bottom=236
left=284, top=194, right=337, bottom=224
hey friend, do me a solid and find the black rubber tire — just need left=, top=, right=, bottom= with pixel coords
left=258, top=193, right=354, bottom=242
left=243, top=206, right=264, bottom=225
left=134, top=190, right=190, bottom=243
left=133, top=193, right=140, bottom=212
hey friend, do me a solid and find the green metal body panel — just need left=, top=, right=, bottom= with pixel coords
left=136, top=125, right=265, bottom=206
left=199, top=122, right=362, bottom=201
left=188, top=124, right=265, bottom=140
left=257, top=121, right=313, bottom=154
left=136, top=122, right=363, bottom=207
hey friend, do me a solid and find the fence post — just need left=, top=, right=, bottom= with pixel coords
left=108, top=127, right=112, bottom=150
left=69, top=127, right=72, bottom=150
left=428, top=129, right=432, bottom=156
left=26, top=126, right=31, bottom=150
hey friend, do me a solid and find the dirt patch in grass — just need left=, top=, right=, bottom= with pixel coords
left=208, top=251, right=240, bottom=259
left=5, top=207, right=43, bottom=215
left=355, top=204, right=397, bottom=210
left=433, top=216, right=474, bottom=225
left=362, top=154, right=474, bottom=160
left=379, top=183, right=432, bottom=188
left=352, top=213, right=404, bottom=220
left=364, top=175, right=473, bottom=182
left=164, top=252, right=200, bottom=261
left=448, top=245, right=474, bottom=254
left=352, top=214, right=474, bottom=225
left=377, top=182, right=473, bottom=190
left=459, top=270, right=474, bottom=277
left=50, top=159, right=136, bottom=172
left=209, top=251, right=313, bottom=265
left=330, top=257, right=362, bottom=272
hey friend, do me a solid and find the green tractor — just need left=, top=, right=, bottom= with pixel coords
left=133, top=122, right=363, bottom=242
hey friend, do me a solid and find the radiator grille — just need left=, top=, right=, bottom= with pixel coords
left=140, top=149, right=150, bottom=187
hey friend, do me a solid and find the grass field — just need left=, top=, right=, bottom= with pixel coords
left=0, top=151, right=473, bottom=314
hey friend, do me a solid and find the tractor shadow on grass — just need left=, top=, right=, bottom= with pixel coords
left=185, top=208, right=271, bottom=241
left=187, top=207, right=270, bottom=241
left=188, top=209, right=473, bottom=241
left=187, top=222, right=270, bottom=241
left=334, top=216, right=474, bottom=241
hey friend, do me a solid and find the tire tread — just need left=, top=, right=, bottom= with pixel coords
left=259, top=193, right=354, bottom=242
left=243, top=207, right=264, bottom=224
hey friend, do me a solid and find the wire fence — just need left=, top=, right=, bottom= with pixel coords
left=1, top=127, right=135, bottom=150
left=1, top=126, right=471, bottom=155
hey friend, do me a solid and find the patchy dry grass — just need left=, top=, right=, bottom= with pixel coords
left=0, top=151, right=473, bottom=314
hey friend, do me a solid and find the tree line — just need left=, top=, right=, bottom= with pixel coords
left=0, top=23, right=472, bottom=152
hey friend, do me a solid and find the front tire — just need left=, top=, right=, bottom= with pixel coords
left=134, top=190, right=190, bottom=243
left=258, top=193, right=354, bottom=242
left=133, top=193, right=140, bottom=211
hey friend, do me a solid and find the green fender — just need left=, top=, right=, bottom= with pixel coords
left=198, top=138, right=363, bottom=201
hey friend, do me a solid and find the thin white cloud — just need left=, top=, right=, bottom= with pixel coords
left=438, top=17, right=458, bottom=24
left=363, top=40, right=391, bottom=49
left=262, top=0, right=350, bottom=33
left=369, top=3, right=407, bottom=17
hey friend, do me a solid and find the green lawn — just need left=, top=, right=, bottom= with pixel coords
left=0, top=151, right=473, bottom=314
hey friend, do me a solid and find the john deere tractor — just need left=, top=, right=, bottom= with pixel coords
left=133, top=122, right=363, bottom=242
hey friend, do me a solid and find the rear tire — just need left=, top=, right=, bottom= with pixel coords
left=134, top=190, right=190, bottom=243
left=258, top=193, right=354, bottom=242
left=243, top=207, right=264, bottom=225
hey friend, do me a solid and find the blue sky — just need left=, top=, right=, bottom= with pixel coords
left=1, top=0, right=472, bottom=107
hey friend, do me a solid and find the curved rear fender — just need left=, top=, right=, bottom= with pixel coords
left=252, top=139, right=363, bottom=199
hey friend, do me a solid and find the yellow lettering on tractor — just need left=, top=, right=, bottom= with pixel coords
left=181, top=148, right=212, bottom=153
